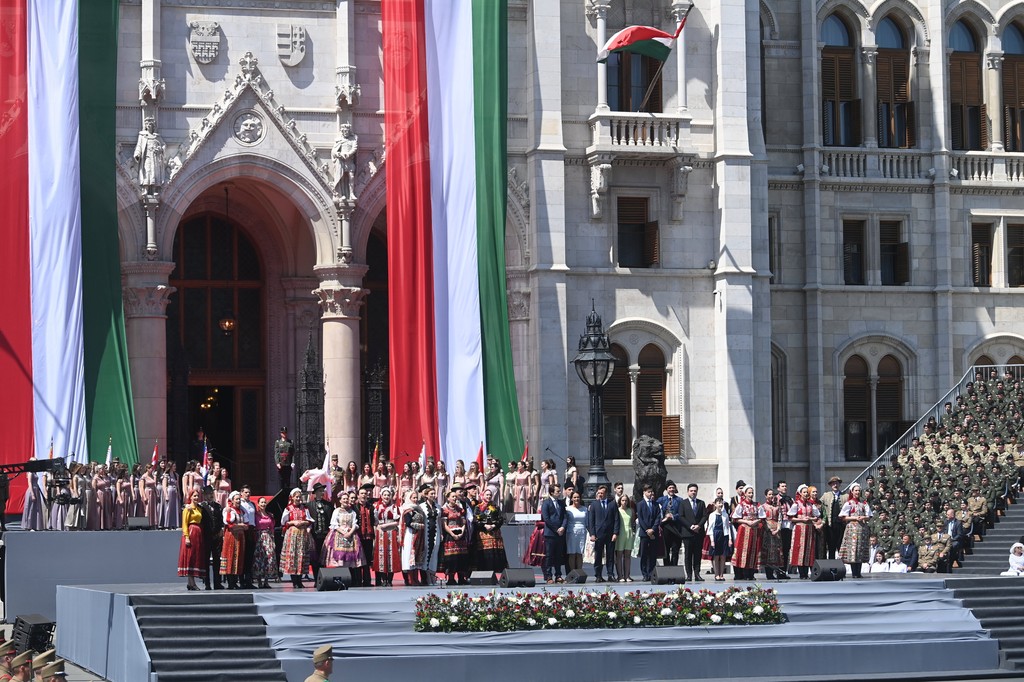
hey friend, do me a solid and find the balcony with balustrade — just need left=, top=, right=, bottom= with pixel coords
left=586, top=110, right=690, bottom=161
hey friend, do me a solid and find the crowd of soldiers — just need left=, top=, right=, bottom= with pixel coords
left=861, top=368, right=1023, bottom=568
left=0, top=640, right=69, bottom=681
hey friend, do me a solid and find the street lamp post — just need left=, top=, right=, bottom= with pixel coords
left=572, top=302, right=616, bottom=501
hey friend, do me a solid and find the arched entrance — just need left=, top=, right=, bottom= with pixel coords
left=167, top=212, right=266, bottom=488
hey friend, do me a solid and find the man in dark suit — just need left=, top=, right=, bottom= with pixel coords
left=636, top=485, right=662, bottom=580
left=679, top=483, right=707, bottom=581
left=587, top=484, right=621, bottom=582
left=899, top=533, right=919, bottom=571
left=540, top=484, right=567, bottom=583
left=657, top=481, right=683, bottom=566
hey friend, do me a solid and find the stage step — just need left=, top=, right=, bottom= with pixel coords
left=947, top=577, right=1024, bottom=671
left=130, top=593, right=287, bottom=682
left=956, top=500, right=1024, bottom=576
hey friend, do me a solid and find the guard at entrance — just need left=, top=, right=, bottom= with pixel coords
left=275, top=426, right=294, bottom=492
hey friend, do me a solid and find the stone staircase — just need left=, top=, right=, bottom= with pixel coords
left=958, top=499, right=1024, bottom=575
left=947, top=577, right=1024, bottom=671
left=132, top=592, right=287, bottom=682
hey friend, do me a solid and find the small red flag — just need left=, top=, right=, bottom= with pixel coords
left=475, top=442, right=484, bottom=472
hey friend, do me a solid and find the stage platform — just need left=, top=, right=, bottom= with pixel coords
left=54, top=577, right=1006, bottom=682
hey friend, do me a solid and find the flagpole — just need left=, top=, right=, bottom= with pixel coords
left=636, top=3, right=693, bottom=114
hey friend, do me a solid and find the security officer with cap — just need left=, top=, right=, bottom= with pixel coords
left=275, top=426, right=295, bottom=492
left=9, top=651, right=32, bottom=682
left=305, top=644, right=333, bottom=682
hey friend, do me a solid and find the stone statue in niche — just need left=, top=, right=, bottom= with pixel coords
left=332, top=123, right=358, bottom=200
left=133, top=117, right=165, bottom=193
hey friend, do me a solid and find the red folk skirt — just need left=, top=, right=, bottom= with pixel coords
left=789, top=521, right=816, bottom=567
left=220, top=527, right=245, bottom=575
left=732, top=523, right=762, bottom=570
left=177, top=524, right=204, bottom=577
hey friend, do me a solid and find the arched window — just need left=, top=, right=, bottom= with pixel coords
left=822, top=14, right=861, bottom=146
left=607, top=54, right=662, bottom=113
left=876, top=355, right=904, bottom=453
left=949, top=20, right=987, bottom=150
left=843, top=355, right=870, bottom=460
left=636, top=344, right=666, bottom=445
left=876, top=17, right=915, bottom=147
left=1003, top=24, right=1024, bottom=151
left=602, top=344, right=631, bottom=460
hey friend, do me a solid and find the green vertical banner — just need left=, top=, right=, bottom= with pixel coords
left=80, top=0, right=139, bottom=464
left=472, top=0, right=524, bottom=467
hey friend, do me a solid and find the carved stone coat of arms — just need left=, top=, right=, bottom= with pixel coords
left=189, top=21, right=221, bottom=64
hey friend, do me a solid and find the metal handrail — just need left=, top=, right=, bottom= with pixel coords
left=849, top=364, right=1024, bottom=486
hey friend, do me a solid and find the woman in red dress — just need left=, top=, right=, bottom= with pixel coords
left=220, top=491, right=248, bottom=589
left=373, top=487, right=402, bottom=586
left=279, top=488, right=313, bottom=588
left=730, top=485, right=764, bottom=580
left=177, top=490, right=204, bottom=590
left=787, top=484, right=821, bottom=578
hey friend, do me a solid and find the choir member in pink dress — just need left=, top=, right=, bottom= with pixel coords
left=139, top=464, right=159, bottom=528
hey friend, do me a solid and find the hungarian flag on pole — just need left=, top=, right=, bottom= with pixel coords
left=520, top=441, right=529, bottom=463
left=475, top=442, right=484, bottom=474
left=0, top=0, right=138, bottom=500
left=596, top=6, right=692, bottom=63
left=382, top=0, right=525, bottom=473
left=371, top=440, right=380, bottom=473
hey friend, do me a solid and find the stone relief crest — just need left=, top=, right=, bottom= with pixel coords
left=189, top=21, right=221, bottom=64
left=276, top=24, right=307, bottom=67
left=233, top=111, right=264, bottom=145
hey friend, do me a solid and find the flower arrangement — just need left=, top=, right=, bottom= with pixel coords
left=414, top=585, right=784, bottom=633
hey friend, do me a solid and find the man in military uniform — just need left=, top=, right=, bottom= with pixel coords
left=305, top=644, right=333, bottom=682
left=307, top=483, right=333, bottom=581
left=967, top=487, right=989, bottom=538
left=355, top=484, right=376, bottom=586
left=9, top=651, right=31, bottom=682
left=31, top=648, right=55, bottom=682
left=189, top=427, right=208, bottom=465
left=819, top=476, right=845, bottom=560
left=274, top=426, right=295, bottom=492
left=0, top=639, right=17, bottom=681
left=38, top=659, right=67, bottom=682
left=199, top=485, right=224, bottom=590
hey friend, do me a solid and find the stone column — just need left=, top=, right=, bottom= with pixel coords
left=672, top=1, right=690, bottom=112
left=861, top=47, right=878, bottom=149
left=139, top=0, right=164, bottom=115
left=122, top=261, right=175, bottom=460
left=628, top=366, right=640, bottom=444
left=987, top=52, right=1005, bottom=151
left=589, top=0, right=611, bottom=111
left=868, top=375, right=879, bottom=460
left=314, top=265, right=368, bottom=460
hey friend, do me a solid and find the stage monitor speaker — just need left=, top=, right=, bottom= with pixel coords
left=811, top=560, right=847, bottom=582
left=651, top=566, right=687, bottom=585
left=565, top=569, right=588, bottom=584
left=126, top=517, right=150, bottom=530
left=11, top=614, right=54, bottom=654
left=468, top=571, right=497, bottom=586
left=316, top=567, right=353, bottom=591
left=498, top=568, right=536, bottom=588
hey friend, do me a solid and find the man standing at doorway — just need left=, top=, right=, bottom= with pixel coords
left=275, top=427, right=295, bottom=492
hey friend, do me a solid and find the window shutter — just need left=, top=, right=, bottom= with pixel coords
left=877, top=54, right=893, bottom=103
left=661, top=415, right=680, bottom=457
left=896, top=242, right=910, bottom=284
left=950, top=57, right=965, bottom=104
left=963, top=54, right=982, bottom=105
left=904, top=101, right=916, bottom=148
left=972, top=224, right=991, bottom=286
left=844, top=379, right=869, bottom=420
left=643, top=220, right=660, bottom=267
left=851, top=98, right=862, bottom=145
left=1006, top=105, right=1016, bottom=151
left=837, top=52, right=855, bottom=100
left=843, top=220, right=865, bottom=284
left=879, top=220, right=900, bottom=245
left=892, top=54, right=910, bottom=103
left=951, top=106, right=965, bottom=150
left=1008, top=225, right=1024, bottom=249
left=876, top=380, right=902, bottom=422
left=981, top=103, right=989, bottom=150
left=822, top=53, right=837, bottom=99
left=644, top=56, right=663, bottom=114
left=823, top=100, right=835, bottom=144
left=636, top=370, right=664, bottom=415
left=618, top=197, right=648, bottom=223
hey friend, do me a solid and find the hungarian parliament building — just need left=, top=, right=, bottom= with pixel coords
left=113, top=0, right=1024, bottom=494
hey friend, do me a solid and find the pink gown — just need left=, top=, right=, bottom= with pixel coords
left=513, top=472, right=531, bottom=513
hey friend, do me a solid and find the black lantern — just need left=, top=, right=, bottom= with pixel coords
left=572, top=302, right=616, bottom=500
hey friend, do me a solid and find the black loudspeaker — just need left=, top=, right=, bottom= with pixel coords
left=565, top=569, right=588, bottom=584
left=651, top=566, right=687, bottom=585
left=468, top=571, right=497, bottom=586
left=11, top=614, right=53, bottom=654
left=811, top=560, right=847, bottom=582
left=126, top=517, right=150, bottom=530
left=498, top=568, right=536, bottom=588
left=316, top=567, right=353, bottom=591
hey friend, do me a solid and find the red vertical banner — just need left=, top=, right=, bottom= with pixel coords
left=0, top=0, right=33, bottom=512
left=382, top=0, right=440, bottom=468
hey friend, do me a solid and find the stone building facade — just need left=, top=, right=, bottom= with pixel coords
left=113, top=0, right=1024, bottom=494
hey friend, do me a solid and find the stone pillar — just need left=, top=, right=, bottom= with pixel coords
left=987, top=52, right=1005, bottom=151
left=671, top=1, right=690, bottom=112
left=122, top=261, right=175, bottom=460
left=139, top=0, right=164, bottom=114
left=628, top=366, right=640, bottom=444
left=861, top=47, right=878, bottom=149
left=589, top=0, right=611, bottom=111
left=868, top=375, right=879, bottom=460
left=314, top=265, right=368, bottom=461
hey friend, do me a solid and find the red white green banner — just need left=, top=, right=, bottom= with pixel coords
left=382, top=0, right=524, bottom=470
left=0, top=0, right=138, bottom=508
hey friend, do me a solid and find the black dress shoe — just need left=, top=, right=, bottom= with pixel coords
left=694, top=575, right=704, bottom=581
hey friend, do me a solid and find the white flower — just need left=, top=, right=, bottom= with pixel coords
left=660, top=608, right=672, bottom=616
left=753, top=605, right=764, bottom=615
left=711, top=614, right=722, bottom=624
left=486, top=614, right=494, bottom=620
left=633, top=615, right=642, bottom=624
left=685, top=613, right=696, bottom=621
left=608, top=612, right=617, bottom=619
left=429, top=618, right=440, bottom=628
left=449, top=616, right=459, bottom=623
left=726, top=597, right=737, bottom=606
left=733, top=612, right=743, bottom=620
left=548, top=617, right=558, bottom=626
left=566, top=610, right=576, bottom=618
left=527, top=618, right=536, bottom=626
left=704, top=594, right=714, bottom=603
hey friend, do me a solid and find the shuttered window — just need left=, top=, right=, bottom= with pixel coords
left=1005, top=57, right=1024, bottom=151
left=876, top=355, right=903, bottom=454
left=822, top=48, right=861, bottom=146
left=950, top=52, right=987, bottom=150
left=602, top=344, right=631, bottom=460
left=971, top=224, right=992, bottom=287
left=607, top=52, right=662, bottom=113
left=877, top=49, right=915, bottom=148
left=843, top=220, right=866, bottom=285
left=880, top=220, right=910, bottom=285
left=617, top=197, right=659, bottom=268
left=1008, top=224, right=1024, bottom=287
left=844, top=355, right=870, bottom=460
left=637, top=345, right=665, bottom=445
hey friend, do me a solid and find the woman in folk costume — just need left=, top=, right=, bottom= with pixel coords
left=177, top=490, right=204, bottom=591
left=440, top=489, right=471, bottom=584
left=474, top=488, right=509, bottom=573
left=279, top=488, right=313, bottom=588
left=221, top=491, right=248, bottom=589
left=323, top=490, right=365, bottom=569
left=838, top=482, right=873, bottom=578
left=759, top=489, right=788, bottom=580
left=400, top=490, right=425, bottom=585
left=252, top=496, right=278, bottom=589
left=373, top=487, right=402, bottom=586
left=730, top=485, right=764, bottom=580
left=787, top=484, right=821, bottom=578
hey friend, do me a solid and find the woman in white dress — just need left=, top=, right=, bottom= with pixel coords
left=564, top=491, right=589, bottom=573
left=1001, top=542, right=1024, bottom=576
